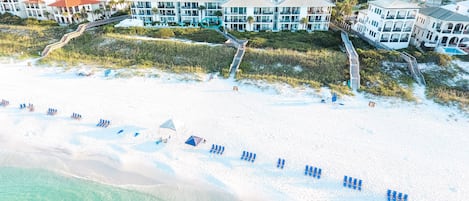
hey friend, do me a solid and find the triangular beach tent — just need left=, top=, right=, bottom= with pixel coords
left=185, top=135, right=204, bottom=146
left=160, top=119, right=176, bottom=131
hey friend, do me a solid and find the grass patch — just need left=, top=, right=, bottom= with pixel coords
left=0, top=24, right=67, bottom=58
left=357, top=48, right=415, bottom=101
left=100, top=25, right=227, bottom=44
left=423, top=64, right=469, bottom=112
left=230, top=30, right=343, bottom=52
left=41, top=31, right=235, bottom=74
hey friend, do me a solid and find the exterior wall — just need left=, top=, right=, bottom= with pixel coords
left=1, top=0, right=26, bottom=18
left=52, top=4, right=100, bottom=24
left=412, top=13, right=469, bottom=48
left=24, top=2, right=49, bottom=20
left=353, top=4, right=418, bottom=49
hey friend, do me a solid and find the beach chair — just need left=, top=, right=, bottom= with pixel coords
left=387, top=190, right=391, bottom=201
left=358, top=179, right=362, bottom=190
left=241, top=151, right=246, bottom=160
left=317, top=168, right=321, bottom=179
left=348, top=177, right=353, bottom=188
left=403, top=194, right=408, bottom=201
left=392, top=191, right=397, bottom=201
left=353, top=178, right=357, bottom=189
left=313, top=167, right=317, bottom=178
left=277, top=158, right=281, bottom=168
left=217, top=145, right=223, bottom=154
left=117, top=129, right=124, bottom=134
left=97, top=119, right=103, bottom=127
left=343, top=176, right=348, bottom=187
left=210, top=144, right=215, bottom=153
left=308, top=166, right=313, bottom=176
left=281, top=159, right=285, bottom=169
left=220, top=146, right=225, bottom=155
left=251, top=153, right=256, bottom=162
left=398, top=192, right=402, bottom=201
left=247, top=152, right=252, bottom=161
left=305, top=165, right=309, bottom=175
left=134, top=132, right=139, bottom=137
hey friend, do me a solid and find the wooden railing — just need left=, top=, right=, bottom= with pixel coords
left=41, top=15, right=130, bottom=57
left=341, top=31, right=360, bottom=91
left=400, top=52, right=426, bottom=86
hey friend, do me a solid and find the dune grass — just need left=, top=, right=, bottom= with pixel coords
left=41, top=31, right=236, bottom=74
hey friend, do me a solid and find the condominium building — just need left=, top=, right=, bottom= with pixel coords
left=1, top=0, right=26, bottom=17
left=48, top=0, right=102, bottom=24
left=129, top=0, right=333, bottom=31
left=352, top=0, right=419, bottom=49
left=130, top=0, right=223, bottom=25
left=412, top=7, right=469, bottom=48
left=222, top=0, right=334, bottom=31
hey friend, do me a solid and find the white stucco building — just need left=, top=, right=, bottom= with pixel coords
left=128, top=0, right=334, bottom=31
left=412, top=6, right=469, bottom=54
left=352, top=0, right=419, bottom=49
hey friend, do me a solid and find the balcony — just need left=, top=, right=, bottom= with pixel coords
left=396, top=15, right=406, bottom=19
left=225, top=19, right=246, bottom=22
left=386, top=15, right=395, bottom=19
left=158, top=5, right=175, bottom=9
left=207, top=6, right=220, bottom=9
left=442, top=30, right=451, bottom=34
left=400, top=38, right=409, bottom=42
left=383, top=27, right=391, bottom=32
left=390, top=38, right=399, bottom=42
left=380, top=39, right=389, bottom=42
left=453, top=30, right=462, bottom=34
left=403, top=27, right=412, bottom=32
left=280, top=11, right=291, bottom=14
left=392, top=28, right=401, bottom=32
left=254, top=11, right=274, bottom=15
left=406, top=15, right=415, bottom=19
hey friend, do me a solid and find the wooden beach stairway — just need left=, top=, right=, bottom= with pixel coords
left=215, top=29, right=248, bottom=78
left=341, top=31, right=360, bottom=91
left=41, top=15, right=130, bottom=58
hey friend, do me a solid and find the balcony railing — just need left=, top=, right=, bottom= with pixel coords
left=253, top=11, right=274, bottom=15
left=224, top=19, right=246, bottom=22
left=380, top=39, right=389, bottom=42
left=386, top=15, right=395, bottom=19
left=390, top=38, right=399, bottom=42
left=400, top=39, right=409, bottom=42
left=403, top=27, right=412, bottom=32
left=396, top=15, right=406, bottom=19
left=383, top=28, right=391, bottom=32
left=392, top=28, right=401, bottom=32
left=224, top=12, right=246, bottom=15
left=407, top=15, right=415, bottom=19
left=158, top=5, right=175, bottom=9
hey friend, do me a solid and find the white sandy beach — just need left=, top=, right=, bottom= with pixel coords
left=0, top=58, right=468, bottom=201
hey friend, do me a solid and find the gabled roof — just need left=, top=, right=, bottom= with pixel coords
left=369, top=0, right=419, bottom=9
left=278, top=0, right=335, bottom=7
left=49, top=0, right=100, bottom=7
left=420, top=7, right=469, bottom=22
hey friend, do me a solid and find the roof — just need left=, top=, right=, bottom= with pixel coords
left=369, top=0, right=419, bottom=9
left=49, top=0, right=100, bottom=7
left=222, top=0, right=274, bottom=7
left=420, top=7, right=469, bottom=22
left=457, top=0, right=469, bottom=7
left=23, top=0, right=45, bottom=4
left=278, top=0, right=335, bottom=7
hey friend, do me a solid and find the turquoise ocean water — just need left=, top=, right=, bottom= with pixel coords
left=0, top=167, right=162, bottom=201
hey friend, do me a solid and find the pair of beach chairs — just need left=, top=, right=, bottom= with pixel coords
left=343, top=176, right=362, bottom=191
left=241, top=151, right=256, bottom=162
left=97, top=119, right=111, bottom=127
left=209, top=144, right=225, bottom=155
left=304, top=165, right=322, bottom=179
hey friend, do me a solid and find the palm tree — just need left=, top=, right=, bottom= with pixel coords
left=80, top=8, right=89, bottom=21
left=72, top=12, right=81, bottom=23
left=93, top=8, right=103, bottom=21
left=151, top=7, right=158, bottom=22
left=247, top=16, right=254, bottom=31
left=197, top=5, right=206, bottom=24
left=43, top=11, right=51, bottom=20
left=300, top=17, right=308, bottom=30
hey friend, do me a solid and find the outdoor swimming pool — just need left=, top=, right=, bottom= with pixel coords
left=437, top=47, right=468, bottom=56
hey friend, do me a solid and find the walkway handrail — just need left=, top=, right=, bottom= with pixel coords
left=400, top=51, right=426, bottom=86
left=41, top=15, right=130, bottom=57
left=341, top=31, right=360, bottom=91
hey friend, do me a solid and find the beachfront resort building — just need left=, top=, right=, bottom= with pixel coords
left=411, top=6, right=469, bottom=54
left=128, top=0, right=335, bottom=31
left=1, top=0, right=109, bottom=24
left=352, top=0, right=420, bottom=49
left=130, top=0, right=224, bottom=25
